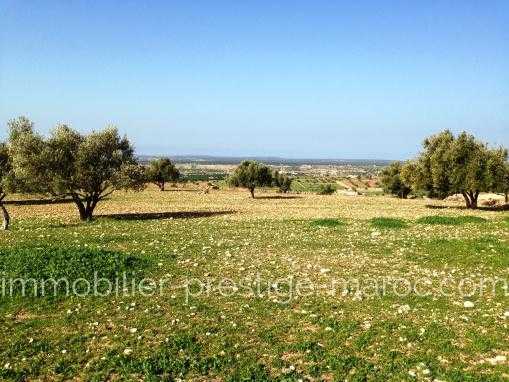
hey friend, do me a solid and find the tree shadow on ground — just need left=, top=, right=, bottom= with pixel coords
left=97, top=210, right=235, bottom=221
left=425, top=204, right=509, bottom=211
left=255, top=195, right=302, bottom=200
left=5, top=198, right=74, bottom=206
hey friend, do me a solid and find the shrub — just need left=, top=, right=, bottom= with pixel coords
left=317, top=184, right=335, bottom=195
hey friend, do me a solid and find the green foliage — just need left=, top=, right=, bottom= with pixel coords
left=273, top=170, right=293, bottom=193
left=0, top=246, right=147, bottom=297
left=370, top=217, right=407, bottom=229
left=7, top=116, right=33, bottom=141
left=317, top=184, right=336, bottom=195
left=145, top=158, right=179, bottom=191
left=416, top=216, right=486, bottom=225
left=406, top=130, right=508, bottom=208
left=8, top=118, right=145, bottom=220
left=227, top=160, right=273, bottom=197
left=380, top=161, right=411, bottom=198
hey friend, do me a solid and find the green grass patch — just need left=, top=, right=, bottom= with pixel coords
left=417, top=215, right=487, bottom=225
left=466, top=330, right=499, bottom=353
left=370, top=217, right=407, bottom=229
left=90, top=332, right=271, bottom=381
left=407, top=236, right=509, bottom=269
left=310, top=218, right=345, bottom=228
left=0, top=246, right=148, bottom=297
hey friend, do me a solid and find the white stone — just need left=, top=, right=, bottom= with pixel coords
left=398, top=304, right=410, bottom=314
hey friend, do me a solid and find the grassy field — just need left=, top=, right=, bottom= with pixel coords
left=1, top=186, right=508, bottom=381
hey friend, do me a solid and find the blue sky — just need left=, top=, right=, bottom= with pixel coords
left=1, top=1, right=507, bottom=159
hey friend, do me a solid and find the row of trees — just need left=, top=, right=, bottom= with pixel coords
left=0, top=117, right=294, bottom=228
left=2, top=118, right=505, bottom=229
left=381, top=130, right=509, bottom=208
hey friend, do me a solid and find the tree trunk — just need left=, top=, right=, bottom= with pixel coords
left=0, top=202, right=9, bottom=230
left=84, top=195, right=99, bottom=221
left=71, top=193, right=100, bottom=221
left=249, top=187, right=255, bottom=198
left=71, top=194, right=89, bottom=221
left=462, top=191, right=479, bottom=209
left=470, top=191, right=479, bottom=209
left=84, top=207, right=94, bottom=220
left=505, top=191, right=508, bottom=204
left=461, top=192, right=472, bottom=209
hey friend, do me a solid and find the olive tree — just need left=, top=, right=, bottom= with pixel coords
left=146, top=158, right=179, bottom=191
left=9, top=118, right=145, bottom=220
left=273, top=171, right=293, bottom=193
left=380, top=161, right=412, bottom=198
left=0, top=143, right=13, bottom=230
left=0, top=117, right=36, bottom=230
left=227, top=160, right=273, bottom=198
left=493, top=160, right=509, bottom=204
left=405, top=130, right=507, bottom=209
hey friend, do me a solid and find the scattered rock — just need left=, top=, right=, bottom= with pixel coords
left=487, top=355, right=507, bottom=365
left=397, top=304, right=411, bottom=314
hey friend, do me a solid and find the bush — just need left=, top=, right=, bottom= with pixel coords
left=317, top=184, right=336, bottom=195
left=0, top=246, right=148, bottom=297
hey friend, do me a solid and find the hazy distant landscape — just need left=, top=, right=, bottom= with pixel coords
left=138, top=155, right=393, bottom=167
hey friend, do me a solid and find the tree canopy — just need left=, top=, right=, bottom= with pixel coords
left=9, top=118, right=145, bottom=220
left=380, top=161, right=412, bottom=199
left=146, top=158, right=180, bottom=191
left=227, top=160, right=273, bottom=198
left=403, top=130, right=508, bottom=208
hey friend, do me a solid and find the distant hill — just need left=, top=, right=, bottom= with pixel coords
left=137, top=155, right=392, bottom=167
